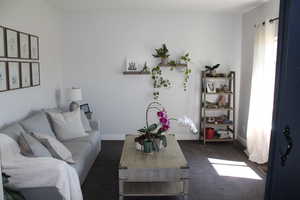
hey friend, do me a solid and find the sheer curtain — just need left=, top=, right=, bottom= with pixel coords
left=246, top=21, right=278, bottom=164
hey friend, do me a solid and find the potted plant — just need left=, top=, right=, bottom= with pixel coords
left=205, top=64, right=220, bottom=76
left=152, top=44, right=170, bottom=65
left=2, top=173, right=25, bottom=200
left=135, top=102, right=198, bottom=154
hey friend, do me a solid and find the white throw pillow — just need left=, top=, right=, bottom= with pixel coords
left=47, top=108, right=88, bottom=141
left=32, top=132, right=75, bottom=163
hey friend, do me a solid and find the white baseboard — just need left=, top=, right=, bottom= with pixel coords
left=237, top=135, right=247, bottom=147
left=101, top=134, right=125, bottom=140
left=101, top=134, right=198, bottom=141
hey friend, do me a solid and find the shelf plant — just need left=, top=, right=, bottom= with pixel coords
left=152, top=44, right=170, bottom=65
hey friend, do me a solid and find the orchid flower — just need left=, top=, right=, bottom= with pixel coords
left=176, top=116, right=198, bottom=134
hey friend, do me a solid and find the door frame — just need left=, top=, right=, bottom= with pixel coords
left=265, top=0, right=290, bottom=199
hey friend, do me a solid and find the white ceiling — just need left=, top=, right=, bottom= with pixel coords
left=46, top=0, right=269, bottom=13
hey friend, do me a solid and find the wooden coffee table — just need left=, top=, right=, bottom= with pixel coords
left=119, top=134, right=190, bottom=200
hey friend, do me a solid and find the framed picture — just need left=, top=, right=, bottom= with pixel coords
left=8, top=62, right=20, bottom=90
left=0, top=61, right=8, bottom=92
left=6, top=28, right=19, bottom=58
left=0, top=26, right=5, bottom=58
left=80, top=103, right=91, bottom=114
left=20, top=62, right=31, bottom=88
left=30, top=35, right=39, bottom=60
left=19, top=32, right=30, bottom=59
left=126, top=60, right=137, bottom=72
left=31, top=62, right=40, bottom=86
left=206, top=81, right=216, bottom=93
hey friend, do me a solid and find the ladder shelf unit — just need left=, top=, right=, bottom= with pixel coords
left=200, top=71, right=236, bottom=144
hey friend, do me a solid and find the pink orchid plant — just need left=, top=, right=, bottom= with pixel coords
left=135, top=102, right=198, bottom=152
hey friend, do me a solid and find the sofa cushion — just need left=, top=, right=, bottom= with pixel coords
left=47, top=109, right=87, bottom=141
left=63, top=130, right=100, bottom=152
left=0, top=123, right=26, bottom=141
left=63, top=140, right=92, bottom=177
left=20, top=111, right=56, bottom=138
left=32, top=132, right=75, bottom=164
left=18, top=133, right=52, bottom=157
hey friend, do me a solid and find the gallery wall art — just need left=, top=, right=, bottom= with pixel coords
left=0, top=61, right=40, bottom=92
left=0, top=25, right=40, bottom=92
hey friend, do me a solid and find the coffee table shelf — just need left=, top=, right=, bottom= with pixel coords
left=123, top=182, right=184, bottom=197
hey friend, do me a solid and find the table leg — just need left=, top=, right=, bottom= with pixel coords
left=183, top=179, right=189, bottom=200
left=119, top=180, right=124, bottom=200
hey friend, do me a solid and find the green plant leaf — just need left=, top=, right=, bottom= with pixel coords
left=148, top=123, right=158, bottom=132
left=138, top=128, right=146, bottom=133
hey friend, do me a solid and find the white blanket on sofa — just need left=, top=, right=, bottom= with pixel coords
left=0, top=134, right=83, bottom=200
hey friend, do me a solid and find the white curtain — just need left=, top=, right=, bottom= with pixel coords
left=247, top=21, right=278, bottom=164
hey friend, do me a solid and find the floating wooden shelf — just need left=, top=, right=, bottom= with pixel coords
left=158, top=64, right=187, bottom=68
left=123, top=71, right=150, bottom=75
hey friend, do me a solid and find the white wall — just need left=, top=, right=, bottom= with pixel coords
left=62, top=11, right=241, bottom=140
left=0, top=0, right=63, bottom=126
left=238, top=0, right=280, bottom=145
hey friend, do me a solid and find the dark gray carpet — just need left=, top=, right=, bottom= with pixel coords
left=82, top=141, right=265, bottom=200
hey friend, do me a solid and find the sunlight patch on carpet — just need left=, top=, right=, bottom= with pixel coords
left=208, top=158, right=262, bottom=180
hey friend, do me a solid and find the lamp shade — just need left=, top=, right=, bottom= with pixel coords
left=70, top=87, right=82, bottom=101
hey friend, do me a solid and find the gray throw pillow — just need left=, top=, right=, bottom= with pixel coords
left=80, top=110, right=92, bottom=132
left=0, top=123, right=26, bottom=142
left=18, top=133, right=52, bottom=157
left=32, top=132, right=75, bottom=164
left=20, top=111, right=56, bottom=138
left=47, top=108, right=88, bottom=141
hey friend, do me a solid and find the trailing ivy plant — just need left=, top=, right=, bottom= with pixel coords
left=180, top=53, right=191, bottom=64
left=183, top=68, right=192, bottom=91
left=151, top=66, right=171, bottom=100
left=181, top=53, right=192, bottom=91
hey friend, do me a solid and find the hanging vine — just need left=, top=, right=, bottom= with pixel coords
left=151, top=44, right=192, bottom=99
left=151, top=66, right=171, bottom=100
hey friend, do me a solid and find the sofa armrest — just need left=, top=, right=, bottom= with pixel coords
left=89, top=120, right=100, bottom=131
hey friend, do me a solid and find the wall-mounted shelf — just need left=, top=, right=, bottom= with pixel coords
left=158, top=64, right=187, bottom=68
left=123, top=71, right=150, bottom=75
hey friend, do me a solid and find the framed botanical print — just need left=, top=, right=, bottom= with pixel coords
left=31, top=62, right=40, bottom=86
left=19, top=32, right=30, bottom=59
left=6, top=28, right=19, bottom=58
left=20, top=62, right=31, bottom=88
left=30, top=35, right=39, bottom=60
left=0, top=26, right=5, bottom=58
left=206, top=80, right=216, bottom=93
left=0, top=61, right=8, bottom=92
left=8, top=62, right=20, bottom=90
